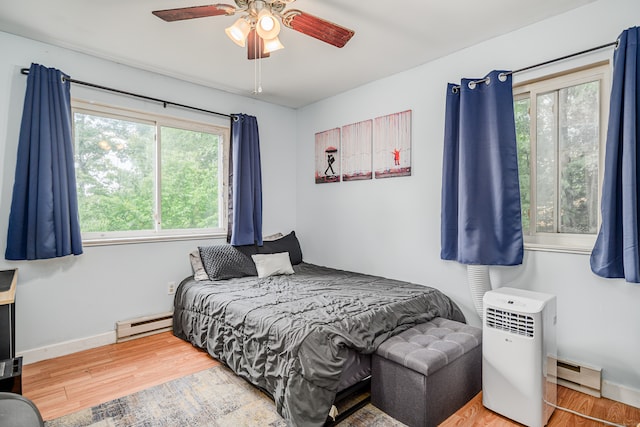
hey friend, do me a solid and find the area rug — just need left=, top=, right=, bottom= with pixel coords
left=44, top=364, right=405, bottom=427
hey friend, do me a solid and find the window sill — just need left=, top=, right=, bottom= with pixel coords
left=524, top=242, right=592, bottom=255
left=82, top=232, right=227, bottom=247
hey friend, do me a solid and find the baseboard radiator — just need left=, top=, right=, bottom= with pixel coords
left=116, top=311, right=173, bottom=343
left=556, top=358, right=602, bottom=397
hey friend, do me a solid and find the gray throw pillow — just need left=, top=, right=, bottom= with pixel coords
left=198, top=244, right=258, bottom=280
left=189, top=249, right=209, bottom=281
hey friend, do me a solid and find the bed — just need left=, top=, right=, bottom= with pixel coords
left=174, top=232, right=465, bottom=426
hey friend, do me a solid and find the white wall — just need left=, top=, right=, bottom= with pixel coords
left=296, top=0, right=640, bottom=403
left=0, top=31, right=297, bottom=357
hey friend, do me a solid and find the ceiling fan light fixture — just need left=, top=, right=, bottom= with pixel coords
left=225, top=17, right=251, bottom=47
left=256, top=9, right=281, bottom=40
left=263, top=36, right=284, bottom=54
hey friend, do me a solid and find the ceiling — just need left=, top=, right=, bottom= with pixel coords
left=0, top=0, right=596, bottom=108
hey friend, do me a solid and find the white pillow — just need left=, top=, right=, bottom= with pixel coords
left=189, top=250, right=209, bottom=281
left=251, top=252, right=294, bottom=278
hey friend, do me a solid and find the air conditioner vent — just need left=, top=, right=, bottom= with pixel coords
left=485, top=307, right=534, bottom=337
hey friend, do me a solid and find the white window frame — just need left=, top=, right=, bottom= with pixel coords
left=513, top=62, right=611, bottom=254
left=72, top=99, right=230, bottom=246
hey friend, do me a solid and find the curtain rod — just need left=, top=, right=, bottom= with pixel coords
left=453, top=40, right=619, bottom=91
left=20, top=67, right=235, bottom=120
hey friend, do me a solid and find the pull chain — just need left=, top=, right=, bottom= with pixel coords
left=253, top=30, right=263, bottom=94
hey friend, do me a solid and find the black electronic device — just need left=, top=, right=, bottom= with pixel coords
left=0, top=357, right=22, bottom=394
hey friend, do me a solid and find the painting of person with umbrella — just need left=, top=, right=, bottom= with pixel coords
left=315, top=128, right=341, bottom=183
left=324, top=146, right=338, bottom=175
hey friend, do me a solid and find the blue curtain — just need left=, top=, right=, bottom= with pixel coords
left=5, top=63, right=82, bottom=260
left=229, top=114, right=263, bottom=246
left=441, top=70, right=523, bottom=265
left=591, top=27, right=640, bottom=283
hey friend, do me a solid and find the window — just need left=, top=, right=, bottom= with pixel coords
left=514, top=63, right=610, bottom=253
left=72, top=100, right=229, bottom=244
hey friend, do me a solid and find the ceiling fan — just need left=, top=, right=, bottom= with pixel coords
left=152, top=0, right=355, bottom=60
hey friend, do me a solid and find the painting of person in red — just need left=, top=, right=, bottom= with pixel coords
left=392, top=148, right=400, bottom=166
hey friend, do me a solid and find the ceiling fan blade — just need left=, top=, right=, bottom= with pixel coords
left=152, top=4, right=236, bottom=22
left=247, top=30, right=270, bottom=60
left=281, top=10, right=355, bottom=48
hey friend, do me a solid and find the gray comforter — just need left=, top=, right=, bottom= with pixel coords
left=173, top=262, right=464, bottom=426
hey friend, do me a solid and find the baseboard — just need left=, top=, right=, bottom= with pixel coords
left=602, top=380, right=640, bottom=409
left=17, top=331, right=116, bottom=365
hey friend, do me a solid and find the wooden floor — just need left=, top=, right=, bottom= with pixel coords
left=22, top=332, right=219, bottom=421
left=440, top=389, right=640, bottom=427
left=21, top=331, right=640, bottom=426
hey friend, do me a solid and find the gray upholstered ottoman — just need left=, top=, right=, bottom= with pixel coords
left=371, top=317, right=482, bottom=427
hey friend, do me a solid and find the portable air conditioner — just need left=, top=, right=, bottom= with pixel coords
left=482, top=287, right=557, bottom=427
